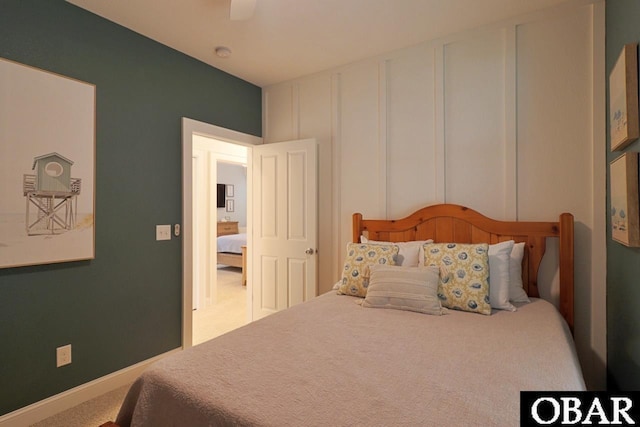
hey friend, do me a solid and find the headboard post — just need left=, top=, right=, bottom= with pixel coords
left=353, top=213, right=363, bottom=243
left=559, top=212, right=575, bottom=334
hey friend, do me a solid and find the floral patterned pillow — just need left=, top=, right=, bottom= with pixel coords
left=337, top=243, right=399, bottom=297
left=423, top=243, right=491, bottom=315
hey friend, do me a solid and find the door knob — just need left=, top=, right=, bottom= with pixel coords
left=305, top=248, right=315, bottom=255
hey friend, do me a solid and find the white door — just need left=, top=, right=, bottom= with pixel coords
left=252, top=139, right=318, bottom=320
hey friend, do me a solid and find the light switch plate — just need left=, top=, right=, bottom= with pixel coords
left=156, top=225, right=171, bottom=241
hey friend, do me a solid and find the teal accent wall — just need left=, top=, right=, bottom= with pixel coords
left=606, top=0, right=640, bottom=390
left=0, top=0, right=261, bottom=415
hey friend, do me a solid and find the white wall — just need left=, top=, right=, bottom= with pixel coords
left=263, top=1, right=605, bottom=389
left=217, top=162, right=247, bottom=227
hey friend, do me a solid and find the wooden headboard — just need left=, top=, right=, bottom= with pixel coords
left=352, top=204, right=575, bottom=332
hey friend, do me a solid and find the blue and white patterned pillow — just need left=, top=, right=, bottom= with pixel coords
left=423, top=243, right=491, bottom=315
left=337, top=243, right=399, bottom=297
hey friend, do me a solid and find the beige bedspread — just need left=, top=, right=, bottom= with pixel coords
left=116, top=292, right=585, bottom=427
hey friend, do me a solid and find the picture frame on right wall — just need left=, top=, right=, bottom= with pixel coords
left=611, top=152, right=640, bottom=247
left=609, top=43, right=639, bottom=151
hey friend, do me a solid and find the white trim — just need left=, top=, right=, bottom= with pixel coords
left=292, top=83, right=300, bottom=139
left=184, top=118, right=262, bottom=146
left=434, top=43, right=446, bottom=203
left=0, top=348, right=180, bottom=427
left=331, top=73, right=342, bottom=280
left=378, top=59, right=388, bottom=218
left=504, top=25, right=517, bottom=220
left=589, top=0, right=607, bottom=390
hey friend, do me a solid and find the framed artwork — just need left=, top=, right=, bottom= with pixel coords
left=610, top=152, right=640, bottom=247
left=609, top=43, right=639, bottom=151
left=0, top=57, right=95, bottom=268
left=226, top=184, right=234, bottom=197
left=226, top=199, right=235, bottom=212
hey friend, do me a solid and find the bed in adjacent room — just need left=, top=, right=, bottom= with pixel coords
left=116, top=204, right=583, bottom=426
left=216, top=221, right=247, bottom=286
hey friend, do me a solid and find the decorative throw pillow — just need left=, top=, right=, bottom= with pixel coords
left=361, top=265, right=445, bottom=315
left=488, top=241, right=516, bottom=311
left=423, top=243, right=491, bottom=315
left=360, top=236, right=433, bottom=267
left=338, top=243, right=399, bottom=297
left=509, top=242, right=530, bottom=303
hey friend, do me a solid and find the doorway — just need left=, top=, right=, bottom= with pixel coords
left=192, top=146, right=248, bottom=344
left=182, top=118, right=262, bottom=349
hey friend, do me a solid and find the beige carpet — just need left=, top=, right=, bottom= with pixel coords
left=32, top=267, right=247, bottom=426
left=30, top=384, right=129, bottom=427
left=193, top=266, right=247, bottom=345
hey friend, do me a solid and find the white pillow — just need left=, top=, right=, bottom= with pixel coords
left=360, top=236, right=433, bottom=267
left=361, top=264, right=445, bottom=315
left=509, top=242, right=530, bottom=303
left=488, top=241, right=516, bottom=311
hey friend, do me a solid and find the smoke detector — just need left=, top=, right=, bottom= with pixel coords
left=215, top=46, right=232, bottom=58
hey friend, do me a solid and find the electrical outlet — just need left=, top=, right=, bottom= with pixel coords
left=56, top=344, right=72, bottom=367
left=156, top=225, right=171, bottom=241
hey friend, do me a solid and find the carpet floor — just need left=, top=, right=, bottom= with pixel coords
left=193, top=266, right=248, bottom=345
left=30, top=385, right=129, bottom=427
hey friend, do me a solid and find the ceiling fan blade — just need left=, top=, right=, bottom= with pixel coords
left=230, top=0, right=256, bottom=21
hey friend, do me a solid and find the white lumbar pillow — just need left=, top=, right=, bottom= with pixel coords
left=488, top=241, right=516, bottom=311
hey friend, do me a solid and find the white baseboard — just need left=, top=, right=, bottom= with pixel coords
left=0, top=348, right=181, bottom=427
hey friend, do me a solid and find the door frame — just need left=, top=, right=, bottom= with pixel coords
left=182, top=117, right=262, bottom=349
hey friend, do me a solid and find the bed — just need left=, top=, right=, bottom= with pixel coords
left=216, top=221, right=247, bottom=286
left=115, top=204, right=583, bottom=427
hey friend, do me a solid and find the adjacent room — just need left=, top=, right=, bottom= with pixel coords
left=192, top=135, right=249, bottom=344
left=1, top=0, right=640, bottom=425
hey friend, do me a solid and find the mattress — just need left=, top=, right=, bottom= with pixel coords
left=216, top=232, right=247, bottom=254
left=116, top=291, right=584, bottom=426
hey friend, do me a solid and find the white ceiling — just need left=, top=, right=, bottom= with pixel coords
left=67, top=0, right=575, bottom=87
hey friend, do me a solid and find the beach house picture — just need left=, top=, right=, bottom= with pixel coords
left=0, top=58, right=95, bottom=268
left=611, top=152, right=640, bottom=247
